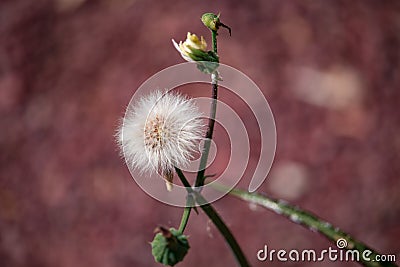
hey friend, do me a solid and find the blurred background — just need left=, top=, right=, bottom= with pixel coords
left=1, top=0, right=399, bottom=266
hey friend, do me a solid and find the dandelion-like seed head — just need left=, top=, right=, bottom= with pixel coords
left=117, top=90, right=204, bottom=190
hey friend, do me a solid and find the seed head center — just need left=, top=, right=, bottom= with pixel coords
left=144, top=115, right=169, bottom=149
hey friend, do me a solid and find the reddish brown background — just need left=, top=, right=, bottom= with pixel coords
left=1, top=0, right=399, bottom=266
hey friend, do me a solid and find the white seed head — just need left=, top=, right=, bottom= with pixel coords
left=117, top=90, right=204, bottom=187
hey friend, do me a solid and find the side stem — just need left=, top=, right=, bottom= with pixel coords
left=175, top=167, right=194, bottom=234
left=178, top=206, right=191, bottom=233
left=215, top=184, right=397, bottom=267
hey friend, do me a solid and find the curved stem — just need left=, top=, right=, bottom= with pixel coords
left=175, top=167, right=194, bottom=233
left=196, top=194, right=250, bottom=267
left=215, top=184, right=397, bottom=267
left=175, top=168, right=250, bottom=267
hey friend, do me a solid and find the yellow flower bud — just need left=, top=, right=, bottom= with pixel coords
left=185, top=32, right=207, bottom=51
left=172, top=32, right=218, bottom=62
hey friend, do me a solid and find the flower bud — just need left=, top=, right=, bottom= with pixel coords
left=201, top=12, right=231, bottom=36
left=172, top=32, right=218, bottom=63
left=151, top=227, right=190, bottom=266
left=201, top=13, right=220, bottom=31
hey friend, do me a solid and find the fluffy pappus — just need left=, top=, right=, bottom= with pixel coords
left=117, top=90, right=204, bottom=190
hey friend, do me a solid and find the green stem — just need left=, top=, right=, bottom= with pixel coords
left=214, top=184, right=397, bottom=267
left=175, top=20, right=250, bottom=267
left=175, top=168, right=250, bottom=266
left=175, top=167, right=193, bottom=190
left=195, top=30, right=219, bottom=188
left=196, top=194, right=250, bottom=267
left=178, top=207, right=191, bottom=233
left=175, top=167, right=194, bottom=234
left=212, top=30, right=217, bottom=54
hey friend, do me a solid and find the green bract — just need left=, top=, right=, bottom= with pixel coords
left=151, top=227, right=190, bottom=266
left=188, top=47, right=219, bottom=63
